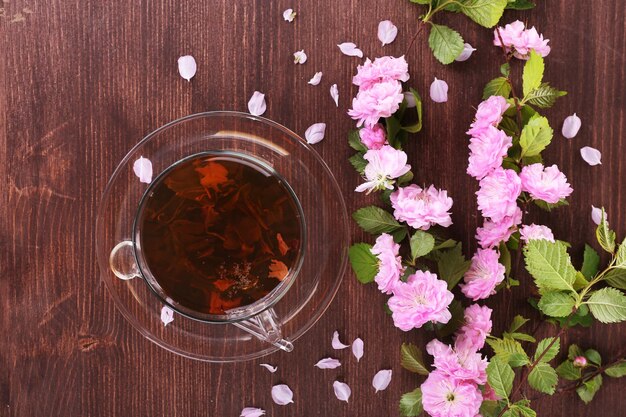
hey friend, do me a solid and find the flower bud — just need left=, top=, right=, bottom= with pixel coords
left=573, top=356, right=588, bottom=368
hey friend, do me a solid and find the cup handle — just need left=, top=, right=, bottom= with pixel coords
left=232, top=308, right=294, bottom=352
left=109, top=241, right=141, bottom=280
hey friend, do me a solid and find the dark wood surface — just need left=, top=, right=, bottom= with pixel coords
left=2, top=1, right=625, bottom=416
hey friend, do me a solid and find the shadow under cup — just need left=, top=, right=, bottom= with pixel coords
left=98, top=112, right=349, bottom=362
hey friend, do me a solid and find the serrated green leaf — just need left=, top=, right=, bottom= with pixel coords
left=410, top=230, right=435, bottom=260
left=519, top=115, right=553, bottom=158
left=585, top=349, right=602, bottom=366
left=524, top=240, right=576, bottom=292
left=432, top=238, right=457, bottom=251
left=568, top=344, right=584, bottom=360
left=616, top=237, right=626, bottom=267
left=436, top=242, right=471, bottom=290
left=348, top=129, right=367, bottom=152
left=483, top=77, right=511, bottom=99
left=576, top=374, right=602, bottom=404
left=479, top=400, right=504, bottom=417
left=506, top=0, right=536, bottom=10
left=528, top=363, right=558, bottom=394
left=596, top=208, right=616, bottom=253
left=534, top=337, right=560, bottom=363
left=353, top=206, right=402, bottom=234
left=400, top=343, right=430, bottom=375
left=508, top=315, right=529, bottom=333
left=348, top=153, right=367, bottom=174
left=523, top=50, right=544, bottom=96
left=556, top=360, right=582, bottom=380
left=458, top=0, right=507, bottom=28
left=538, top=292, right=576, bottom=317
left=512, top=403, right=537, bottom=417
left=428, top=23, right=464, bottom=64
left=581, top=244, right=600, bottom=279
left=392, top=226, right=409, bottom=243
left=524, top=83, right=567, bottom=108
left=605, top=360, right=626, bottom=377
left=487, top=338, right=529, bottom=367
left=487, top=358, right=515, bottom=399
left=574, top=271, right=589, bottom=291
left=605, top=268, right=626, bottom=290
left=507, top=332, right=536, bottom=343
left=586, top=287, right=626, bottom=323
left=533, top=198, right=568, bottom=212
left=399, top=387, right=423, bottom=417
left=348, top=243, right=378, bottom=284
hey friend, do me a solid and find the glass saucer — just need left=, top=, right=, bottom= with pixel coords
left=95, top=112, right=349, bottom=362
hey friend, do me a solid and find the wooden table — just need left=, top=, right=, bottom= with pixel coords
left=2, top=1, right=624, bottom=416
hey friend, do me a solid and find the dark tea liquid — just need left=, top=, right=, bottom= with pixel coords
left=136, top=153, right=302, bottom=316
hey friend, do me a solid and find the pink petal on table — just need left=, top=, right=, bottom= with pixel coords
left=580, top=146, right=602, bottom=166
left=240, top=407, right=265, bottom=417
left=333, top=381, right=351, bottom=402
left=591, top=206, right=605, bottom=226
left=378, top=20, right=398, bottom=46
left=330, top=84, right=339, bottom=107
left=293, top=50, right=307, bottom=64
left=562, top=113, right=582, bottom=139
left=160, top=306, right=174, bottom=326
left=305, top=123, right=326, bottom=144
left=352, top=338, right=364, bottom=362
left=308, top=72, right=323, bottom=85
left=259, top=363, right=277, bottom=373
left=282, top=8, right=296, bottom=22
left=247, top=91, right=267, bottom=116
left=337, top=42, right=363, bottom=58
left=403, top=91, right=416, bottom=108
left=430, top=77, right=448, bottom=103
left=271, top=384, right=294, bottom=405
left=177, top=55, right=197, bottom=81
left=315, top=358, right=342, bottom=369
left=372, top=369, right=392, bottom=392
left=455, top=43, right=476, bottom=62
left=133, top=156, right=153, bottom=183
left=332, top=330, right=350, bottom=349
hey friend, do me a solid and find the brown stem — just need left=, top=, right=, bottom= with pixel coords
left=404, top=22, right=426, bottom=57
left=495, top=28, right=524, bottom=134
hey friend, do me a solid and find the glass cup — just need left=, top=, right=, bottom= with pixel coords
left=96, top=112, right=349, bottom=362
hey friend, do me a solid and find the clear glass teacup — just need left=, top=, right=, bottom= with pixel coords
left=96, top=112, right=349, bottom=362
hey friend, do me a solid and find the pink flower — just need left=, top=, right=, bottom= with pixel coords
left=426, top=340, right=488, bottom=385
left=461, top=248, right=505, bottom=301
left=390, top=185, right=453, bottom=230
left=421, top=371, right=483, bottom=417
left=455, top=304, right=493, bottom=351
left=355, top=145, right=411, bottom=193
left=466, top=96, right=509, bottom=137
left=475, top=207, right=522, bottom=249
left=494, top=20, right=551, bottom=59
left=388, top=271, right=454, bottom=331
left=348, top=80, right=404, bottom=127
left=370, top=233, right=404, bottom=294
left=520, top=163, right=573, bottom=204
left=352, top=56, right=410, bottom=90
left=519, top=224, right=555, bottom=243
left=476, top=168, right=521, bottom=222
left=467, top=126, right=513, bottom=180
left=359, top=124, right=387, bottom=150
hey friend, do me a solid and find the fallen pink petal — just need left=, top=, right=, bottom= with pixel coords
left=133, top=156, right=153, bottom=183
left=562, top=113, right=582, bottom=138
left=315, top=358, right=342, bottom=369
left=240, top=407, right=265, bottom=417
left=247, top=91, right=267, bottom=116
left=282, top=8, right=296, bottom=22
left=333, top=381, right=351, bottom=402
left=308, top=72, right=323, bottom=85
left=177, top=55, right=197, bottom=81
left=352, top=338, right=364, bottom=361
left=372, top=369, right=392, bottom=392
left=259, top=363, right=277, bottom=373
left=430, top=77, right=448, bottom=103
left=305, top=123, right=326, bottom=144
left=271, top=384, right=294, bottom=405
left=337, top=42, right=364, bottom=58
left=330, top=84, right=339, bottom=107
left=160, top=306, right=174, bottom=326
left=580, top=146, right=602, bottom=165
left=331, top=330, right=350, bottom=349
left=455, top=43, right=476, bottom=62
left=294, top=50, right=307, bottom=64
left=377, top=20, right=398, bottom=46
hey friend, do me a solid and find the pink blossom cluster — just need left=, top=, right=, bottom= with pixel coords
left=421, top=305, right=493, bottom=417
left=390, top=184, right=453, bottom=230
left=370, top=233, right=404, bottom=294
left=493, top=20, right=551, bottom=59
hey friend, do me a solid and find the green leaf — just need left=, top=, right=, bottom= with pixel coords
left=523, top=240, right=577, bottom=292
left=487, top=338, right=530, bottom=367
left=458, top=0, right=507, bottom=28
left=512, top=402, right=537, bottom=417
left=508, top=315, right=529, bottom=333
left=576, top=374, right=602, bottom=404
left=348, top=129, right=367, bottom=152
left=428, top=23, right=464, bottom=65
left=397, top=171, right=414, bottom=186
left=408, top=87, right=423, bottom=133
left=506, top=0, right=536, bottom=10
left=568, top=344, right=584, bottom=360
left=574, top=271, right=589, bottom=291
left=596, top=208, right=616, bottom=253
left=409, top=0, right=430, bottom=4
left=392, top=227, right=409, bottom=243
left=500, top=62, right=511, bottom=77
left=483, top=77, right=511, bottom=99
left=605, top=268, right=626, bottom=290
left=432, top=238, right=457, bottom=251
left=352, top=206, right=402, bottom=234
left=585, top=349, right=602, bottom=366
left=348, top=153, right=367, bottom=174
left=385, top=115, right=402, bottom=146
left=400, top=343, right=430, bottom=375
left=519, top=115, right=553, bottom=158
left=487, top=358, right=515, bottom=400
left=538, top=292, right=576, bottom=317
left=586, top=287, right=626, bottom=323
left=399, top=388, right=423, bottom=417
left=436, top=243, right=471, bottom=290
left=524, top=83, right=567, bottom=108
left=499, top=241, right=512, bottom=278
left=437, top=299, right=464, bottom=337
left=581, top=244, right=600, bottom=279
left=616, top=237, right=626, bottom=267
left=533, top=198, right=568, bottom=212
left=348, top=243, right=378, bottom=284
left=479, top=400, right=503, bottom=417
left=410, top=230, right=435, bottom=260
left=556, top=360, right=581, bottom=381
left=528, top=363, right=558, bottom=394
left=604, top=360, right=626, bottom=378
left=507, top=332, right=536, bottom=343
left=534, top=337, right=560, bottom=363
left=522, top=50, right=544, bottom=96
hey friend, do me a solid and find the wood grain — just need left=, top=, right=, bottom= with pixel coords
left=1, top=1, right=624, bottom=416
